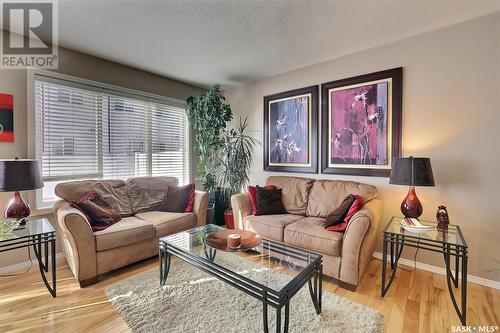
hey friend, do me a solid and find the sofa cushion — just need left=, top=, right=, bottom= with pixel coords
left=135, top=211, right=197, bottom=237
left=306, top=180, right=377, bottom=218
left=266, top=176, right=314, bottom=215
left=93, top=216, right=155, bottom=251
left=56, top=179, right=133, bottom=217
left=244, top=214, right=304, bottom=242
left=284, top=216, right=343, bottom=256
left=126, top=176, right=178, bottom=213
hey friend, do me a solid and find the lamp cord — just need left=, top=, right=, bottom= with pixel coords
left=0, top=247, right=33, bottom=277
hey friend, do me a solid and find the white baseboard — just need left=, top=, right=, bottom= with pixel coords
left=372, top=251, right=500, bottom=290
left=0, top=252, right=64, bottom=274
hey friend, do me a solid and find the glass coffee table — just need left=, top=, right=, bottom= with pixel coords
left=159, top=224, right=323, bottom=333
left=381, top=216, right=468, bottom=325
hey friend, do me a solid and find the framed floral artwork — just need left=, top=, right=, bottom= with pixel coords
left=321, top=68, right=402, bottom=176
left=263, top=85, right=318, bottom=173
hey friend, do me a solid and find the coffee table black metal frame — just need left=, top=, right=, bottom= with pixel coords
left=381, top=217, right=468, bottom=325
left=0, top=218, right=56, bottom=297
left=159, top=234, right=322, bottom=333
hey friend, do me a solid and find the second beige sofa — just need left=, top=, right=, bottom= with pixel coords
left=231, top=176, right=382, bottom=290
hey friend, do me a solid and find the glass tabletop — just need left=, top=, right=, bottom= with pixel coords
left=161, top=224, right=321, bottom=293
left=384, top=216, right=467, bottom=247
left=0, top=218, right=55, bottom=242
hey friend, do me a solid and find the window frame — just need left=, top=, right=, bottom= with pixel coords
left=27, top=68, right=192, bottom=215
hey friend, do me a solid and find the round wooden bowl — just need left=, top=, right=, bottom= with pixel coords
left=205, top=229, right=262, bottom=252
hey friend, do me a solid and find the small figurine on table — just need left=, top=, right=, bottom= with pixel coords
left=436, top=205, right=450, bottom=231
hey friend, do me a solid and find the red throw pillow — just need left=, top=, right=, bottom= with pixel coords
left=184, top=183, right=196, bottom=213
left=247, top=185, right=277, bottom=215
left=70, top=192, right=121, bottom=232
left=326, top=195, right=363, bottom=232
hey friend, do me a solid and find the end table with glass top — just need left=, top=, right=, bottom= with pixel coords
left=381, top=216, right=468, bottom=325
left=0, top=218, right=56, bottom=297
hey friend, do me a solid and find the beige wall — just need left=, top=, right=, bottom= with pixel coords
left=0, top=45, right=204, bottom=268
left=224, top=13, right=500, bottom=281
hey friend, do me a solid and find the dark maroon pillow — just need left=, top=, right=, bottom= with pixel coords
left=70, top=192, right=121, bottom=232
left=247, top=185, right=277, bottom=215
left=152, top=184, right=194, bottom=213
left=255, top=186, right=286, bottom=216
left=324, top=194, right=356, bottom=228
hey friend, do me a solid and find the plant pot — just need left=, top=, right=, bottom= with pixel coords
left=224, top=209, right=234, bottom=229
left=209, top=188, right=229, bottom=226
left=206, top=203, right=215, bottom=225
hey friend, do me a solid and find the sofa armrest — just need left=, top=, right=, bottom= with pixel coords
left=339, top=198, right=382, bottom=287
left=231, top=193, right=252, bottom=230
left=53, top=200, right=97, bottom=282
left=193, top=190, right=208, bottom=227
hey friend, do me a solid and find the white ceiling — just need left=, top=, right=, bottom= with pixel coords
left=56, top=0, right=500, bottom=88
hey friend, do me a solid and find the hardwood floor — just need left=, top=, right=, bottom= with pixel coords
left=0, top=256, right=498, bottom=333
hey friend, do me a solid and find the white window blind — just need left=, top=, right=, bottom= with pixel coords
left=34, top=75, right=190, bottom=208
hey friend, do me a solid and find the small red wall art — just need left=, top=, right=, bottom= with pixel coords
left=0, top=93, right=14, bottom=142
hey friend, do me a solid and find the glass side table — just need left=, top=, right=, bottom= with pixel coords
left=0, top=218, right=56, bottom=297
left=381, top=216, right=468, bottom=325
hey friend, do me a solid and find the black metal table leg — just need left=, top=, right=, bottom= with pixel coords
left=381, top=235, right=387, bottom=296
left=444, top=244, right=467, bottom=325
left=33, top=235, right=56, bottom=297
left=263, top=291, right=269, bottom=333
left=159, top=245, right=171, bottom=286
left=382, top=233, right=404, bottom=297
left=307, top=264, right=322, bottom=314
left=390, top=241, right=395, bottom=270
left=461, top=249, right=468, bottom=325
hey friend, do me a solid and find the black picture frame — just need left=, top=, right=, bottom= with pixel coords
left=263, top=85, right=318, bottom=173
left=321, top=67, right=403, bottom=177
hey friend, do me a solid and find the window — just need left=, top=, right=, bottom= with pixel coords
left=34, top=75, right=190, bottom=208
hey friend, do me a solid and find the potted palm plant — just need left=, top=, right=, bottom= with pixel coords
left=186, top=84, right=233, bottom=225
left=220, top=116, right=259, bottom=228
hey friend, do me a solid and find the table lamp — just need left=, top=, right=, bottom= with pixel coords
left=0, top=158, right=44, bottom=226
left=389, top=156, right=435, bottom=219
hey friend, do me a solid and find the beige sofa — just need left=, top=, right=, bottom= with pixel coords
left=231, top=176, right=382, bottom=290
left=53, top=176, right=208, bottom=287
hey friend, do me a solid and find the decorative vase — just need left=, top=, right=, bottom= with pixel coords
left=400, top=186, right=423, bottom=219
left=4, top=191, right=30, bottom=225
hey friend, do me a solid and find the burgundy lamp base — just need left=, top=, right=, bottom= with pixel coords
left=401, top=186, right=423, bottom=219
left=3, top=191, right=31, bottom=226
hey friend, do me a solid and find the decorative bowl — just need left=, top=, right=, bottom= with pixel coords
left=205, top=229, right=262, bottom=252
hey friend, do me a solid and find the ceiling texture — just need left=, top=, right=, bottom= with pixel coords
left=56, top=0, right=499, bottom=88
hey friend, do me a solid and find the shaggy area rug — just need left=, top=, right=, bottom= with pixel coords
left=106, top=253, right=383, bottom=333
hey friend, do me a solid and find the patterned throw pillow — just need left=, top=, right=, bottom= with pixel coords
left=70, top=192, right=121, bottom=232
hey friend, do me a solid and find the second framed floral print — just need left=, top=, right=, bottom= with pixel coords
left=263, top=85, right=318, bottom=173
left=321, top=67, right=402, bottom=176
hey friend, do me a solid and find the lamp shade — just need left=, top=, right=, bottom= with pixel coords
left=0, top=159, right=44, bottom=192
left=389, top=157, right=435, bottom=187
